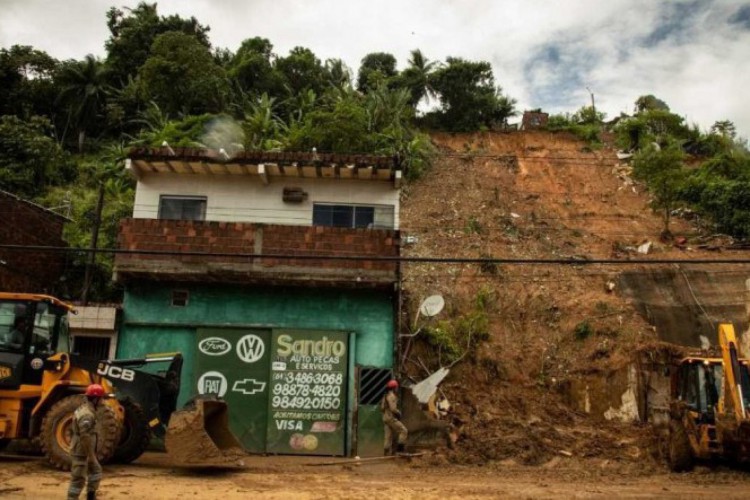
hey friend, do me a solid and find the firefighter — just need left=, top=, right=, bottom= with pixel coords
left=68, top=384, right=106, bottom=500
left=381, top=379, right=408, bottom=455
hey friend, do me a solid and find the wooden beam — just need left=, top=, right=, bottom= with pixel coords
left=258, top=163, right=269, bottom=185
left=165, top=160, right=177, bottom=173
left=340, top=164, right=354, bottom=178
left=357, top=166, right=373, bottom=180
left=301, top=165, right=317, bottom=178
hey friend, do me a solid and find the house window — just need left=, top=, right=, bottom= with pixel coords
left=158, top=195, right=206, bottom=221
left=312, top=204, right=394, bottom=229
left=171, top=290, right=189, bottom=307
left=72, top=335, right=112, bottom=360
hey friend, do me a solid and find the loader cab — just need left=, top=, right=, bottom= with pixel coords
left=0, top=295, right=72, bottom=389
left=674, top=359, right=722, bottom=422
left=674, top=357, right=750, bottom=421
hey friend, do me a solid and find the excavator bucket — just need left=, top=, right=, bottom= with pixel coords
left=165, top=398, right=246, bottom=467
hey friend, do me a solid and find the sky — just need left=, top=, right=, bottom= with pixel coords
left=2, top=0, right=750, bottom=137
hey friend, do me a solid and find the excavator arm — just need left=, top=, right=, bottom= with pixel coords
left=719, top=323, right=748, bottom=423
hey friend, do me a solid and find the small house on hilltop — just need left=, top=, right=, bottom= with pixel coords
left=113, top=148, right=402, bottom=458
left=521, top=110, right=549, bottom=130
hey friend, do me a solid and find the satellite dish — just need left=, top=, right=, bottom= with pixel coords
left=419, top=295, right=445, bottom=318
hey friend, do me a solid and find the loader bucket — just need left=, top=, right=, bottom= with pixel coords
left=165, top=398, right=246, bottom=467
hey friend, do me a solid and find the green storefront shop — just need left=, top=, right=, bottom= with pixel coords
left=116, top=283, right=394, bottom=457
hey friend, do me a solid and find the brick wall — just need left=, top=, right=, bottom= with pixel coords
left=115, top=219, right=399, bottom=285
left=521, top=112, right=549, bottom=130
left=0, top=192, right=67, bottom=293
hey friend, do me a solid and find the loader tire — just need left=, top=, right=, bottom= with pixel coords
left=112, top=399, right=151, bottom=464
left=667, top=421, right=693, bottom=472
left=40, top=395, right=120, bottom=470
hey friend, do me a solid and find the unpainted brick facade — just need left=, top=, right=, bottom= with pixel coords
left=115, top=218, right=399, bottom=287
left=0, top=191, right=67, bottom=293
left=521, top=111, right=549, bottom=130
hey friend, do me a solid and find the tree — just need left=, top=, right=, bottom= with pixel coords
left=323, top=58, right=352, bottom=91
left=138, top=32, right=229, bottom=116
left=572, top=105, right=605, bottom=124
left=105, top=2, right=211, bottom=86
left=56, top=55, right=111, bottom=152
left=632, top=143, right=686, bottom=237
left=0, top=45, right=59, bottom=119
left=228, top=37, right=284, bottom=98
left=357, top=52, right=398, bottom=93
left=38, top=146, right=135, bottom=301
left=289, top=92, right=371, bottom=153
left=396, top=49, right=439, bottom=107
left=634, top=95, right=670, bottom=114
left=275, top=47, right=326, bottom=98
left=710, top=120, right=737, bottom=140
left=426, top=57, right=516, bottom=132
left=0, top=115, right=76, bottom=198
left=616, top=108, right=690, bottom=151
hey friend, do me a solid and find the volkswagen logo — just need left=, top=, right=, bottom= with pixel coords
left=236, top=334, right=265, bottom=363
left=198, top=337, right=232, bottom=356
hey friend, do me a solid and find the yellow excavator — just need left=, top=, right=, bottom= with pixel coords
left=0, top=293, right=242, bottom=469
left=667, top=323, right=750, bottom=471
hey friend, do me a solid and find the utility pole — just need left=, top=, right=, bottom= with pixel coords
left=81, top=182, right=104, bottom=305
left=586, top=86, right=596, bottom=120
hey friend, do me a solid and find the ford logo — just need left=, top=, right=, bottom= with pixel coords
left=198, top=337, right=232, bottom=356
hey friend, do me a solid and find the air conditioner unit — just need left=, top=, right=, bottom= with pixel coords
left=282, top=187, right=308, bottom=203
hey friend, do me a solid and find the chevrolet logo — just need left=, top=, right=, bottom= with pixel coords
left=232, top=379, right=266, bottom=395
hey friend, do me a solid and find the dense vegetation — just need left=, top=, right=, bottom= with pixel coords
left=1, top=3, right=748, bottom=301
left=0, top=2, right=517, bottom=300
left=546, top=97, right=750, bottom=240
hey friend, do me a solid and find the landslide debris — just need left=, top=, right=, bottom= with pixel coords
left=398, top=130, right=735, bottom=468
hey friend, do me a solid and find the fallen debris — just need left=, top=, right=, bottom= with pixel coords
left=307, top=452, right=425, bottom=467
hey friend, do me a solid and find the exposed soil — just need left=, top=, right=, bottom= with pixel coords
left=4, top=452, right=750, bottom=499
left=398, top=130, right=750, bottom=468
left=4, top=131, right=747, bottom=497
left=165, top=400, right=245, bottom=467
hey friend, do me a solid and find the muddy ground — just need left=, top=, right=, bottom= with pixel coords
left=3, top=452, right=750, bottom=499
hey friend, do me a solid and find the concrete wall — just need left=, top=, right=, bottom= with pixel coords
left=619, top=268, right=749, bottom=347
left=117, top=283, right=395, bottom=406
left=132, top=173, right=400, bottom=229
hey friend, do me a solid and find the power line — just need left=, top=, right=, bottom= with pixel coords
left=2, top=244, right=750, bottom=265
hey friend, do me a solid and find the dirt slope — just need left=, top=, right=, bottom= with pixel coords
left=398, top=130, right=750, bottom=467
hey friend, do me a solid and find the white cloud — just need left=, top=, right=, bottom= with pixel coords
left=1, top=0, right=749, bottom=136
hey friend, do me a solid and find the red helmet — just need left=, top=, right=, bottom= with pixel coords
left=386, top=379, right=399, bottom=390
left=85, top=384, right=105, bottom=398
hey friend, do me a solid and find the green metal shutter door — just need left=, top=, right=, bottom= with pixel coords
left=195, top=328, right=271, bottom=453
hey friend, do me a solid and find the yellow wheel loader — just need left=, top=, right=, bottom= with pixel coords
left=0, top=293, right=242, bottom=469
left=667, top=323, right=750, bottom=471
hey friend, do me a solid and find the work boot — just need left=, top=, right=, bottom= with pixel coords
left=396, top=443, right=406, bottom=454
left=86, top=491, right=96, bottom=500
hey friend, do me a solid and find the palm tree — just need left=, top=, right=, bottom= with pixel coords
left=401, top=49, right=439, bottom=108
left=364, top=83, right=411, bottom=133
left=57, top=55, right=111, bottom=152
left=324, top=58, right=352, bottom=91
